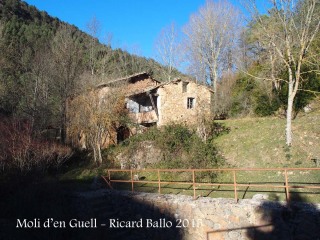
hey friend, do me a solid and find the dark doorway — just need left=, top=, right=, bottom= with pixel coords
left=116, top=126, right=130, bottom=144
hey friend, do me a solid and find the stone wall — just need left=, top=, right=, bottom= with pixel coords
left=157, top=80, right=212, bottom=127
left=90, top=190, right=320, bottom=240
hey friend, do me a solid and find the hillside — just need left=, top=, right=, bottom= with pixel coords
left=0, top=0, right=179, bottom=81
left=215, top=100, right=320, bottom=168
left=0, top=0, right=183, bottom=135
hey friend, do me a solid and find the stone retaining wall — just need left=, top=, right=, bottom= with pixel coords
left=93, top=190, right=320, bottom=240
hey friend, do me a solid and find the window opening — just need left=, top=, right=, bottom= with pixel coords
left=187, top=97, right=195, bottom=109
left=182, top=82, right=189, bottom=93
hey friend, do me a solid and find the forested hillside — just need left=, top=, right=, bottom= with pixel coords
left=0, top=0, right=185, bottom=173
left=0, top=0, right=180, bottom=131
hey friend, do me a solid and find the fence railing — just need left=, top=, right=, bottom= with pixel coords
left=102, top=168, right=320, bottom=202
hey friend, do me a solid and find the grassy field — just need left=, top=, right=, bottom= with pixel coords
left=215, top=109, right=320, bottom=168
left=212, top=107, right=320, bottom=202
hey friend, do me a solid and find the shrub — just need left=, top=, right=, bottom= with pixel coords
left=117, top=123, right=225, bottom=170
left=0, top=116, right=72, bottom=173
left=229, top=77, right=257, bottom=117
left=254, top=94, right=280, bottom=116
left=230, top=66, right=320, bottom=118
left=230, top=74, right=281, bottom=117
left=277, top=69, right=320, bottom=116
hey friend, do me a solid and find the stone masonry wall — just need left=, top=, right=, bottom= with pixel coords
left=157, top=81, right=212, bottom=127
left=88, top=190, right=320, bottom=240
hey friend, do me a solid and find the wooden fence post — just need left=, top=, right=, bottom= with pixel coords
left=233, top=170, right=238, bottom=203
left=131, top=170, right=134, bottom=192
left=284, top=169, right=290, bottom=201
left=107, top=170, right=113, bottom=189
left=193, top=170, right=196, bottom=200
left=158, top=169, right=161, bottom=194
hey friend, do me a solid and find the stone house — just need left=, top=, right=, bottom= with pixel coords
left=124, top=73, right=213, bottom=128
left=68, top=72, right=214, bottom=147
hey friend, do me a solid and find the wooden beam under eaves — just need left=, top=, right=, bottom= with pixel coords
left=146, top=91, right=159, bottom=118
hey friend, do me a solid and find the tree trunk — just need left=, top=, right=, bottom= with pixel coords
left=61, top=100, right=67, bottom=144
left=286, top=83, right=294, bottom=146
left=92, top=145, right=97, bottom=163
left=211, top=71, right=218, bottom=114
left=96, top=142, right=102, bottom=165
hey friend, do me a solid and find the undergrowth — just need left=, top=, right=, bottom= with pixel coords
left=117, top=123, right=228, bottom=169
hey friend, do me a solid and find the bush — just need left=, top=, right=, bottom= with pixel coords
left=230, top=74, right=281, bottom=117
left=277, top=69, right=320, bottom=116
left=0, top=116, right=72, bottom=173
left=118, top=123, right=225, bottom=169
left=229, top=77, right=257, bottom=117
left=230, top=66, right=320, bottom=118
left=254, top=94, right=280, bottom=116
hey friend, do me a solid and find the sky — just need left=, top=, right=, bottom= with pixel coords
left=23, top=0, right=268, bottom=59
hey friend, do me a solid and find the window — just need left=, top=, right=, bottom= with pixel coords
left=182, top=82, right=189, bottom=93
left=187, top=97, right=195, bottom=109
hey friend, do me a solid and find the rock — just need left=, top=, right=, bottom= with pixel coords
left=228, top=231, right=241, bottom=239
left=117, top=141, right=162, bottom=169
left=252, top=194, right=268, bottom=201
left=133, top=174, right=139, bottom=181
left=303, top=105, right=312, bottom=113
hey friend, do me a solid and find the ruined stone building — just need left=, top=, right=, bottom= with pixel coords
left=68, top=72, right=214, bottom=147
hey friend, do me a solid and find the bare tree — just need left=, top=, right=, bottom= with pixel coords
left=215, top=72, right=238, bottom=117
left=98, top=33, right=115, bottom=78
left=244, top=0, right=320, bottom=146
left=68, top=86, right=128, bottom=164
left=244, top=14, right=284, bottom=91
left=0, top=20, right=4, bottom=64
left=154, top=22, right=181, bottom=81
left=0, top=21, right=6, bottom=102
left=50, top=25, right=84, bottom=143
left=86, top=16, right=101, bottom=76
left=23, top=48, right=53, bottom=132
left=183, top=0, right=242, bottom=112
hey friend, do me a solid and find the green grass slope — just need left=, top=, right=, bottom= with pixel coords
left=215, top=106, right=320, bottom=168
